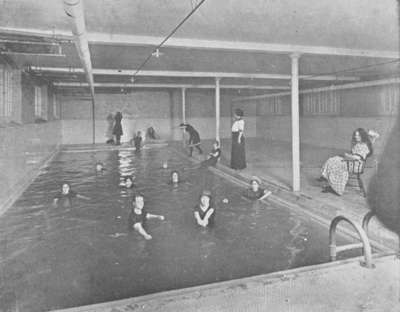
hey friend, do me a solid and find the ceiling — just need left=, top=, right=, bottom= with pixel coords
left=0, top=0, right=399, bottom=96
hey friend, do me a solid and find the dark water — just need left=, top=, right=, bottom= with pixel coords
left=0, top=147, right=355, bottom=311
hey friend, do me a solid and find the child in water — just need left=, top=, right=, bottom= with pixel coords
left=244, top=176, right=272, bottom=200
left=53, top=183, right=90, bottom=207
left=194, top=190, right=215, bottom=228
left=133, top=131, right=142, bottom=152
left=95, top=162, right=105, bottom=174
left=123, top=175, right=135, bottom=189
left=128, top=193, right=164, bottom=240
left=169, top=170, right=180, bottom=185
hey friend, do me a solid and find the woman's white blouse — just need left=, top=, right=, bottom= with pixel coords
left=232, top=119, right=244, bottom=132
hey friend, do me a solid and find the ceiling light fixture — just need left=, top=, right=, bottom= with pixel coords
left=151, top=49, right=163, bottom=58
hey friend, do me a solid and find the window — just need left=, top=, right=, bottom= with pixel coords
left=263, top=96, right=284, bottom=115
left=302, top=89, right=340, bottom=115
left=380, top=84, right=399, bottom=115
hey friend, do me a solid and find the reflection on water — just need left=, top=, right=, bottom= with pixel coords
left=0, top=146, right=353, bottom=312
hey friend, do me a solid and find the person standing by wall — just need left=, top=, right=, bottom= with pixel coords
left=113, top=111, right=123, bottom=145
left=231, top=108, right=246, bottom=170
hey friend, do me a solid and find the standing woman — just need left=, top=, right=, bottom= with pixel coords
left=231, top=108, right=246, bottom=170
left=113, top=111, right=123, bottom=145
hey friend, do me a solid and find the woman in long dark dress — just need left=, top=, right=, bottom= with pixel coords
left=113, top=111, right=123, bottom=145
left=230, top=109, right=246, bottom=170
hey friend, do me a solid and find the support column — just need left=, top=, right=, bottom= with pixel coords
left=215, top=77, right=221, bottom=142
left=181, top=87, right=186, bottom=146
left=291, top=53, right=301, bottom=192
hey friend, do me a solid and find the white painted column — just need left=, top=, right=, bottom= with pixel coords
left=181, top=87, right=186, bottom=146
left=291, top=53, right=301, bottom=192
left=215, top=77, right=221, bottom=141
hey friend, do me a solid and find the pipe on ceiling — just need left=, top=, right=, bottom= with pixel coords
left=63, top=0, right=94, bottom=98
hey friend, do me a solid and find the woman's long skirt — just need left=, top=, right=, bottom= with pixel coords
left=231, top=132, right=246, bottom=170
left=321, top=156, right=348, bottom=195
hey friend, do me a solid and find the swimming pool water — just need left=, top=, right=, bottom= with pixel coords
left=0, top=146, right=356, bottom=311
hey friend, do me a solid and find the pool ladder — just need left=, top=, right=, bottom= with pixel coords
left=329, top=211, right=376, bottom=269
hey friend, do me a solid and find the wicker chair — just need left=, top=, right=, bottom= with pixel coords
left=344, top=158, right=368, bottom=197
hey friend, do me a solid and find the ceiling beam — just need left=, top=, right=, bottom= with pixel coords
left=53, top=82, right=290, bottom=90
left=29, top=66, right=360, bottom=81
left=233, top=77, right=400, bottom=101
left=1, top=26, right=398, bottom=59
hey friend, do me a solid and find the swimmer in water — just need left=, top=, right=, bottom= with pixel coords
left=169, top=170, right=180, bottom=185
left=123, top=175, right=135, bottom=189
left=194, top=190, right=215, bottom=228
left=95, top=162, right=105, bottom=173
left=243, top=176, right=272, bottom=200
left=133, top=131, right=143, bottom=152
left=53, top=183, right=90, bottom=207
left=128, top=193, right=165, bottom=240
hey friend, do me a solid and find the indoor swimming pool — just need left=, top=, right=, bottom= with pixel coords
left=0, top=146, right=359, bottom=312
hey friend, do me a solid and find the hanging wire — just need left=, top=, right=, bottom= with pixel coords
left=131, top=0, right=207, bottom=80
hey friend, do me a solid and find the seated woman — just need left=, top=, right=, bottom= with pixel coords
left=319, top=128, right=373, bottom=195
left=146, top=126, right=158, bottom=140
left=200, top=140, right=221, bottom=168
left=244, top=176, right=272, bottom=200
left=194, top=190, right=215, bottom=228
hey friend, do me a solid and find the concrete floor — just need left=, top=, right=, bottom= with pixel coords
left=51, top=254, right=400, bottom=312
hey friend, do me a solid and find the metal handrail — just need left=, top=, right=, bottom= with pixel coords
left=329, top=215, right=374, bottom=268
left=362, top=211, right=375, bottom=236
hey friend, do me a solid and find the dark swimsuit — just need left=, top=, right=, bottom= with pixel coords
left=244, top=188, right=265, bottom=200
left=194, top=205, right=215, bottom=227
left=128, top=208, right=148, bottom=229
left=54, top=191, right=77, bottom=207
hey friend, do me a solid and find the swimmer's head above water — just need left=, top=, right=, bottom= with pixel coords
left=250, top=176, right=262, bottom=191
left=61, top=182, right=71, bottom=195
left=200, top=190, right=212, bottom=208
left=95, top=162, right=104, bottom=172
left=124, top=175, right=135, bottom=188
left=132, top=193, right=144, bottom=210
left=170, top=170, right=180, bottom=183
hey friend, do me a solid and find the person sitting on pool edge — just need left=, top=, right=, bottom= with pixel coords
left=244, top=176, right=272, bottom=200
left=128, top=193, right=165, bottom=240
left=194, top=190, right=215, bottom=228
left=53, top=182, right=90, bottom=207
left=200, top=140, right=221, bottom=168
left=146, top=126, right=158, bottom=140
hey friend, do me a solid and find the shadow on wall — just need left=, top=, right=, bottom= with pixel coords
left=367, top=111, right=400, bottom=235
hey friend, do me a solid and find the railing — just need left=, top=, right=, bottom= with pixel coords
left=329, top=215, right=374, bottom=268
left=362, top=211, right=375, bottom=236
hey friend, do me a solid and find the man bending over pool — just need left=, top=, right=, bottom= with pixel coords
left=128, top=193, right=164, bottom=240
